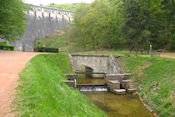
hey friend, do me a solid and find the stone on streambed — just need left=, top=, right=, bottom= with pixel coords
left=114, top=89, right=126, bottom=95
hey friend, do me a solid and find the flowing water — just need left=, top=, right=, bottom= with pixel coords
left=77, top=74, right=105, bottom=84
left=77, top=74, right=155, bottom=117
left=79, top=86, right=108, bottom=92
left=83, top=92, right=154, bottom=117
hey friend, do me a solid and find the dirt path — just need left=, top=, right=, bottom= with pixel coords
left=0, top=51, right=38, bottom=117
left=160, top=53, right=175, bottom=59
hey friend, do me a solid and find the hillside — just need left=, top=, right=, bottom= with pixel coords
left=46, top=3, right=78, bottom=11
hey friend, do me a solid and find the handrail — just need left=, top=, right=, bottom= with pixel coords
left=75, top=72, right=106, bottom=74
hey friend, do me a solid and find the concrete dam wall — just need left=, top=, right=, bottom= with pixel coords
left=0, top=5, right=73, bottom=52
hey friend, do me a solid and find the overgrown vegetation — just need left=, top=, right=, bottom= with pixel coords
left=0, top=42, right=14, bottom=50
left=14, top=54, right=106, bottom=117
left=47, top=3, right=78, bottom=11
left=34, top=30, right=68, bottom=50
left=121, top=56, right=175, bottom=117
left=0, top=0, right=26, bottom=41
left=0, top=42, right=9, bottom=46
left=66, top=0, right=175, bottom=51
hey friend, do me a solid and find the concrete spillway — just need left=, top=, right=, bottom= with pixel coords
left=78, top=84, right=108, bottom=92
left=66, top=54, right=136, bottom=94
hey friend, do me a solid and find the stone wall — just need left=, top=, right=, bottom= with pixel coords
left=69, top=54, right=109, bottom=74
left=69, top=54, right=124, bottom=76
left=108, top=55, right=123, bottom=74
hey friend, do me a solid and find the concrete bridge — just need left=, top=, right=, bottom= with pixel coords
left=0, top=5, right=73, bottom=51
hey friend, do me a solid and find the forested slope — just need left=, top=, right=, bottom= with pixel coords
left=67, top=0, right=175, bottom=51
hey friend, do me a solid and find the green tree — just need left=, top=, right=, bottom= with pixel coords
left=68, top=0, right=175, bottom=52
left=70, top=0, right=124, bottom=50
left=121, top=0, right=151, bottom=54
left=161, top=0, right=175, bottom=50
left=0, top=0, right=26, bottom=41
left=69, top=3, right=89, bottom=49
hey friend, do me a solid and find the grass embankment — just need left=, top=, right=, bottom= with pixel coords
left=15, top=54, right=106, bottom=117
left=121, top=56, right=175, bottom=117
left=75, top=50, right=148, bottom=56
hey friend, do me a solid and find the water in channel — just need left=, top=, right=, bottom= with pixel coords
left=77, top=74, right=155, bottom=117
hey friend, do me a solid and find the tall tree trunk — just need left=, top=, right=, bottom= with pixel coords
left=82, top=33, right=86, bottom=50
left=92, top=37, right=95, bottom=49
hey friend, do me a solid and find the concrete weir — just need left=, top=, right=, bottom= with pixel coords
left=64, top=54, right=136, bottom=94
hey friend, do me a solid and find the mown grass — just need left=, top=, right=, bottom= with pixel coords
left=14, top=53, right=106, bottom=117
left=120, top=56, right=175, bottom=117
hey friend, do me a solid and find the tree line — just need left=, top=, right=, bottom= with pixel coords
left=1, top=0, right=174, bottom=52
left=0, top=0, right=25, bottom=41
left=68, top=0, right=175, bottom=51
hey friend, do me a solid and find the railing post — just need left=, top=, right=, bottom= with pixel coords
left=150, top=44, right=152, bottom=57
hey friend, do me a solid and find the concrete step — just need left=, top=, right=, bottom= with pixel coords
left=129, top=84, right=135, bottom=86
left=114, top=89, right=126, bottom=95
left=122, top=80, right=132, bottom=83
left=63, top=80, right=76, bottom=88
left=106, top=73, right=132, bottom=82
left=127, top=88, right=136, bottom=94
left=129, top=84, right=135, bottom=87
left=129, top=86, right=135, bottom=88
left=122, top=80, right=136, bottom=89
left=129, top=83, right=136, bottom=89
left=107, top=80, right=120, bottom=90
left=129, top=84, right=136, bottom=87
left=108, top=80, right=120, bottom=84
left=129, top=83, right=136, bottom=86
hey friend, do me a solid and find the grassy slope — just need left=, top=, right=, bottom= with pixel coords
left=121, top=56, right=175, bottom=117
left=15, top=53, right=106, bottom=117
left=34, top=31, right=68, bottom=49
left=46, top=4, right=78, bottom=11
left=75, top=50, right=147, bottom=56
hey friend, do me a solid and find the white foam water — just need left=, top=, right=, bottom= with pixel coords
left=79, top=86, right=108, bottom=92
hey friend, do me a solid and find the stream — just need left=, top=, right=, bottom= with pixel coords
left=77, top=74, right=154, bottom=117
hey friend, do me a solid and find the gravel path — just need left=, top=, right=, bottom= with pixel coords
left=0, top=51, right=38, bottom=117
left=160, top=54, right=175, bottom=59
